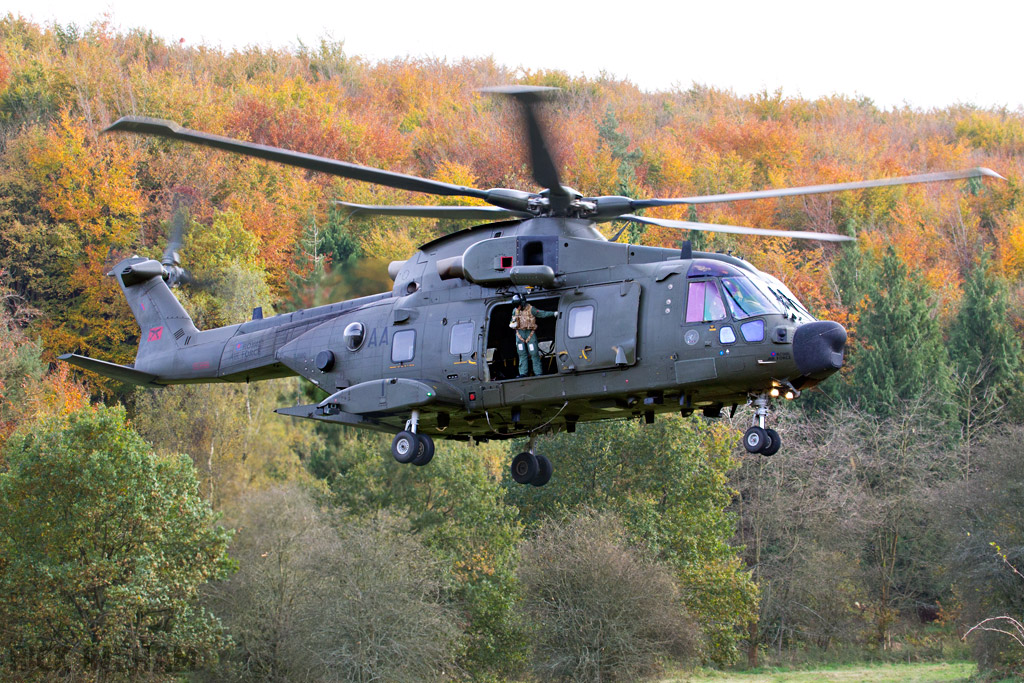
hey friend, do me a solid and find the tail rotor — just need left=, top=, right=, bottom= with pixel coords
left=160, top=189, right=194, bottom=288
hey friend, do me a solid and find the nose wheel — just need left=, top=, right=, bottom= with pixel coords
left=744, top=394, right=782, bottom=456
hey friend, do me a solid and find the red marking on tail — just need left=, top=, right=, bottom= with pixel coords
left=147, top=326, right=163, bottom=341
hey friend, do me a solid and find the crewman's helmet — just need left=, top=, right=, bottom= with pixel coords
left=512, top=294, right=523, bottom=306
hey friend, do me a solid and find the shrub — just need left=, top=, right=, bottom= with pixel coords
left=518, top=511, right=698, bottom=682
left=206, top=486, right=461, bottom=682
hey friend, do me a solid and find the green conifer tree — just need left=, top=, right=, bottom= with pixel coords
left=848, top=247, right=952, bottom=414
left=949, top=254, right=1023, bottom=419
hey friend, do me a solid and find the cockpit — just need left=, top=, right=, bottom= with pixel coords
left=684, top=259, right=814, bottom=325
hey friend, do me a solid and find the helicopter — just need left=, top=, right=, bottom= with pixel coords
left=60, top=86, right=1001, bottom=487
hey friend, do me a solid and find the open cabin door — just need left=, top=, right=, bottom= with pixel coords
left=556, top=281, right=641, bottom=373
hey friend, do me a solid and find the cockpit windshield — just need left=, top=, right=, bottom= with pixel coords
left=683, top=257, right=815, bottom=323
left=757, top=273, right=815, bottom=321
left=721, top=276, right=780, bottom=319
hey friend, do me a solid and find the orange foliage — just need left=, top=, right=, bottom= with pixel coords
left=0, top=18, right=1019, bottom=392
left=26, top=363, right=90, bottom=420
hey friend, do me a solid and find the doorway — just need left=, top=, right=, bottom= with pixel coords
left=485, top=297, right=559, bottom=381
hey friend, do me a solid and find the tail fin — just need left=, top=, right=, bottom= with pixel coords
left=114, top=256, right=199, bottom=372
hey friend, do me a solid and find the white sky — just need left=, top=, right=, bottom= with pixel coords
left=7, top=0, right=1024, bottom=112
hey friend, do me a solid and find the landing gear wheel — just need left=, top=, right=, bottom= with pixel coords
left=511, top=452, right=539, bottom=485
left=411, top=433, right=435, bottom=466
left=531, top=454, right=553, bottom=487
left=743, top=426, right=768, bottom=454
left=391, top=431, right=418, bottom=464
left=761, top=428, right=781, bottom=456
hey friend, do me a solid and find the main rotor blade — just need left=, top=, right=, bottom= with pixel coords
left=481, top=86, right=569, bottom=199
left=631, top=167, right=1004, bottom=209
left=622, top=214, right=855, bottom=242
left=105, top=116, right=492, bottom=201
left=333, top=202, right=531, bottom=220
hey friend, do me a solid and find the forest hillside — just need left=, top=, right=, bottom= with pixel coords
left=0, top=15, right=1022, bottom=682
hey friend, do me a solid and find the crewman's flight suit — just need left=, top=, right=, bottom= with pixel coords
left=511, top=304, right=557, bottom=377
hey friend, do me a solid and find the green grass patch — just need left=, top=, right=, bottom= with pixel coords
left=665, top=660, right=976, bottom=683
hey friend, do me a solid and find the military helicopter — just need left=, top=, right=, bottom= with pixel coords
left=60, top=86, right=1000, bottom=487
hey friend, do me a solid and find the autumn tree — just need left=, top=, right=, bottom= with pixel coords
left=0, top=405, right=232, bottom=678
left=132, top=379, right=315, bottom=510
left=0, top=270, right=43, bottom=443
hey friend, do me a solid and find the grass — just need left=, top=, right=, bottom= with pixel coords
left=665, top=660, right=976, bottom=683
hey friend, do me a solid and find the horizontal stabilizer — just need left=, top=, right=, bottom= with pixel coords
left=59, top=353, right=161, bottom=386
left=275, top=404, right=397, bottom=433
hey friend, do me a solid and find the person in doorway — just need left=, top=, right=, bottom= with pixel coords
left=509, top=293, right=557, bottom=377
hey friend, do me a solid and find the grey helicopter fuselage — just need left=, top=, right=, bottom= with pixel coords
left=72, top=215, right=845, bottom=442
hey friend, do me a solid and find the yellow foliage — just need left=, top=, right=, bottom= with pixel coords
left=955, top=111, right=1024, bottom=154
left=998, top=214, right=1024, bottom=280
left=361, top=224, right=421, bottom=262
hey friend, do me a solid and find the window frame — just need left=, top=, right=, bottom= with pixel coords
left=685, top=280, right=728, bottom=324
left=391, top=329, right=416, bottom=363
left=567, top=304, right=595, bottom=339
left=343, top=321, right=366, bottom=351
left=449, top=321, right=475, bottom=356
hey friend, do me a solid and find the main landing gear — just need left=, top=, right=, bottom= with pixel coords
left=391, top=409, right=435, bottom=467
left=510, top=434, right=553, bottom=487
left=743, top=393, right=781, bottom=457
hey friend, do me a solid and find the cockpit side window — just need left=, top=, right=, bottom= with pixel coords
left=721, top=276, right=778, bottom=319
left=685, top=281, right=727, bottom=323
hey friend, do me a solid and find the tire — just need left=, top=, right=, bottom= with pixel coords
left=510, top=451, right=539, bottom=485
left=391, top=431, right=418, bottom=464
left=411, top=433, right=435, bottom=466
left=761, top=428, right=781, bottom=456
left=743, top=426, right=768, bottom=454
left=531, top=454, right=553, bottom=487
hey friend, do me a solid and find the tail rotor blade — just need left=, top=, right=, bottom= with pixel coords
left=162, top=194, right=187, bottom=267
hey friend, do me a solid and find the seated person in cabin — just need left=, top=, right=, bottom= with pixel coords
left=509, top=293, right=558, bottom=378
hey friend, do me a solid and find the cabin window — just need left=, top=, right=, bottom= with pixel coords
left=567, top=305, right=594, bottom=338
left=449, top=322, right=475, bottom=355
left=685, top=281, right=727, bottom=323
left=741, top=320, right=765, bottom=342
left=719, top=326, right=736, bottom=344
left=343, top=322, right=365, bottom=351
left=391, top=329, right=416, bottom=363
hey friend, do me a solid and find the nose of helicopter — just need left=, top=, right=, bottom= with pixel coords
left=792, top=320, right=847, bottom=379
